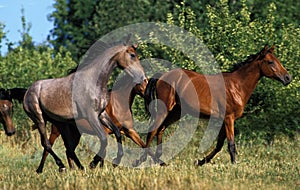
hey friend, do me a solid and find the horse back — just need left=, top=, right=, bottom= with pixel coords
left=157, top=68, right=226, bottom=117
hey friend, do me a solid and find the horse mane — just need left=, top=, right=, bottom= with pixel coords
left=67, top=65, right=78, bottom=75
left=68, top=34, right=134, bottom=76
left=230, top=45, right=268, bottom=72
left=7, top=88, right=27, bottom=103
left=0, top=88, right=10, bottom=100
left=0, top=88, right=27, bottom=102
left=76, top=38, right=132, bottom=72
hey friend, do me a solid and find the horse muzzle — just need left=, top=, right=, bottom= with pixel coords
left=282, top=73, right=292, bottom=86
left=6, top=130, right=15, bottom=136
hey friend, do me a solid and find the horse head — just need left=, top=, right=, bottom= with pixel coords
left=133, top=78, right=148, bottom=97
left=114, top=43, right=147, bottom=85
left=0, top=100, right=15, bottom=136
left=258, top=45, right=292, bottom=86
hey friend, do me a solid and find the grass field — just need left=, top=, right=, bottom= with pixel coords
left=0, top=127, right=299, bottom=190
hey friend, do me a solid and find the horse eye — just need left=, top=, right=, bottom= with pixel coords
left=130, top=53, right=136, bottom=58
left=268, top=61, right=274, bottom=64
left=2, top=104, right=8, bottom=110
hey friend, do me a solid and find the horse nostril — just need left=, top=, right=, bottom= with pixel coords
left=285, top=74, right=291, bottom=83
left=7, top=131, right=15, bottom=136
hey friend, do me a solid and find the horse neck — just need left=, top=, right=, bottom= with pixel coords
left=96, top=59, right=117, bottom=91
left=129, top=89, right=138, bottom=108
left=232, top=60, right=262, bottom=102
left=113, top=82, right=137, bottom=109
left=75, top=58, right=117, bottom=93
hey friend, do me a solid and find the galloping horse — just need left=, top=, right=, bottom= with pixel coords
left=0, top=88, right=27, bottom=136
left=35, top=74, right=149, bottom=173
left=134, top=45, right=291, bottom=166
left=23, top=39, right=147, bottom=172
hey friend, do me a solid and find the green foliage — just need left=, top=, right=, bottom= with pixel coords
left=0, top=46, right=76, bottom=88
left=49, top=0, right=174, bottom=61
left=202, top=0, right=300, bottom=139
left=134, top=0, right=299, bottom=140
left=0, top=22, right=5, bottom=54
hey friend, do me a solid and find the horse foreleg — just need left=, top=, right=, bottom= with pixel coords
left=132, top=123, right=161, bottom=167
left=89, top=115, right=108, bottom=169
left=100, top=113, right=123, bottom=167
left=89, top=136, right=107, bottom=168
left=155, top=127, right=167, bottom=166
left=113, top=129, right=123, bottom=167
left=224, top=115, right=236, bottom=163
left=195, top=124, right=226, bottom=166
left=133, top=106, right=169, bottom=167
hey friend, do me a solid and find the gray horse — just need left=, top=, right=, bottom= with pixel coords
left=23, top=39, right=147, bottom=172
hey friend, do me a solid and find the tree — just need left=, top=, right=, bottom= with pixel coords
left=48, top=0, right=176, bottom=61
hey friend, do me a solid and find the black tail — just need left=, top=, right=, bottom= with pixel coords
left=144, top=73, right=163, bottom=117
left=7, top=88, right=27, bottom=103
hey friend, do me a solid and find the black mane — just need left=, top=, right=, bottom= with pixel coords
left=230, top=46, right=268, bottom=72
left=0, top=88, right=10, bottom=100
left=0, top=88, right=27, bottom=102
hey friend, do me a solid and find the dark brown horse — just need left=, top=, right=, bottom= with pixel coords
left=35, top=74, right=150, bottom=173
left=23, top=40, right=147, bottom=172
left=0, top=88, right=27, bottom=136
left=134, top=45, right=291, bottom=166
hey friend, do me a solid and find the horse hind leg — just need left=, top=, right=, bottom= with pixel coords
left=24, top=93, right=65, bottom=172
left=36, top=125, right=61, bottom=173
left=33, top=115, right=66, bottom=172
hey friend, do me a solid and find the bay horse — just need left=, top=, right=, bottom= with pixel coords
left=35, top=73, right=150, bottom=173
left=0, top=88, right=27, bottom=136
left=23, top=39, right=147, bottom=172
left=134, top=45, right=291, bottom=166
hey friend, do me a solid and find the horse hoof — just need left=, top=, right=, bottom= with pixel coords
left=36, top=168, right=43, bottom=174
left=59, top=167, right=66, bottom=172
left=132, top=160, right=140, bottom=167
left=99, top=161, right=104, bottom=168
left=159, top=162, right=167, bottom=166
left=89, top=162, right=97, bottom=169
left=112, top=164, right=118, bottom=168
left=194, top=159, right=205, bottom=166
left=112, top=158, right=120, bottom=168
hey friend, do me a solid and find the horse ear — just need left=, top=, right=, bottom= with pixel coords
left=124, top=34, right=132, bottom=45
left=132, top=43, right=138, bottom=49
left=260, top=44, right=269, bottom=56
left=269, top=45, right=275, bottom=53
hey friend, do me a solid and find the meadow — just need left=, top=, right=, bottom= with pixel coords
left=0, top=125, right=298, bottom=190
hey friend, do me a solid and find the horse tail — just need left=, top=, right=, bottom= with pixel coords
left=144, top=73, right=163, bottom=117
left=7, top=88, right=27, bottom=103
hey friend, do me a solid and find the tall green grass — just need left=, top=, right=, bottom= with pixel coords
left=0, top=128, right=299, bottom=190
